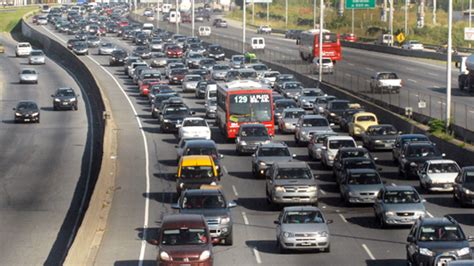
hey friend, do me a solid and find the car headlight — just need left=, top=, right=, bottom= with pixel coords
left=239, top=140, right=247, bottom=145
left=419, top=247, right=434, bottom=257
left=32, top=112, right=39, bottom=117
left=275, top=186, right=285, bottom=192
left=54, top=98, right=61, bottom=102
left=263, top=140, right=271, bottom=144
left=462, top=187, right=473, bottom=194
left=179, top=182, right=184, bottom=188
left=15, top=112, right=22, bottom=116
left=259, top=161, right=266, bottom=166
left=316, top=231, right=328, bottom=237
left=456, top=247, right=471, bottom=257
left=328, top=154, right=335, bottom=161
left=70, top=98, right=76, bottom=102
left=307, top=186, right=317, bottom=192
left=163, top=119, right=170, bottom=123
left=330, top=113, right=336, bottom=116
left=285, top=92, right=291, bottom=96
left=374, top=140, right=382, bottom=143
left=199, top=250, right=211, bottom=261
left=385, top=211, right=395, bottom=217
left=347, top=191, right=355, bottom=196
left=284, top=122, right=291, bottom=127
left=282, top=231, right=294, bottom=238
left=220, top=216, right=231, bottom=224
left=301, top=131, right=307, bottom=135
left=410, top=162, right=417, bottom=167
left=160, top=251, right=171, bottom=261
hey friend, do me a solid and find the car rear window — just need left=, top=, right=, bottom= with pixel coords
left=162, top=228, right=208, bottom=245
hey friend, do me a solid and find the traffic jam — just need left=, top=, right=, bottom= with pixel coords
left=35, top=3, right=474, bottom=266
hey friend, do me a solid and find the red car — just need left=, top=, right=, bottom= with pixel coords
left=166, top=45, right=184, bottom=58
left=342, top=33, right=357, bottom=42
left=139, top=79, right=161, bottom=96
left=117, top=19, right=129, bottom=28
left=152, top=214, right=213, bottom=266
left=169, top=68, right=188, bottom=85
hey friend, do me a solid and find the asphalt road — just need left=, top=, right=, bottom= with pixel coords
left=166, top=17, right=474, bottom=130
left=0, top=34, right=89, bottom=264
left=35, top=18, right=474, bottom=266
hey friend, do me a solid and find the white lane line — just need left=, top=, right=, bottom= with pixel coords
left=253, top=247, right=262, bottom=264
left=232, top=185, right=239, bottom=197
left=362, top=244, right=376, bottom=260
left=365, top=67, right=374, bottom=71
left=469, top=110, right=474, bottom=113
left=407, top=67, right=415, bottom=71
left=433, top=85, right=441, bottom=88
left=345, top=73, right=351, bottom=77
left=348, top=63, right=355, bottom=66
left=223, top=165, right=228, bottom=174
left=428, top=72, right=437, bottom=76
left=426, top=211, right=434, bottom=218
left=391, top=183, right=396, bottom=186
left=338, top=214, right=348, bottom=223
left=41, top=25, right=96, bottom=255
left=242, top=212, right=249, bottom=225
left=319, top=189, right=327, bottom=195
left=408, top=79, right=418, bottom=83
left=42, top=26, right=153, bottom=265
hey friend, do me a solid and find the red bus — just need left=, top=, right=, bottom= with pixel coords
left=216, top=80, right=274, bottom=139
left=298, top=29, right=342, bottom=62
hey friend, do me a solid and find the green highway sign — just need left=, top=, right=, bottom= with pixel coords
left=345, top=0, right=375, bottom=9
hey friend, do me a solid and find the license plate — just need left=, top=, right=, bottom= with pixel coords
left=301, top=242, right=311, bottom=246
left=444, top=184, right=450, bottom=188
left=180, top=264, right=191, bottom=266
left=24, top=119, right=30, bottom=122
left=62, top=102, right=69, bottom=105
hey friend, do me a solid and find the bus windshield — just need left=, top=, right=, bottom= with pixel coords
left=229, top=94, right=272, bottom=123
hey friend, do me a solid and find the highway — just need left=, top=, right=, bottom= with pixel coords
left=0, top=34, right=90, bottom=264
left=33, top=15, right=474, bottom=266
left=163, top=17, right=474, bottom=130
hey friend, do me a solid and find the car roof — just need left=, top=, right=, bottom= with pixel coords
left=354, top=112, right=376, bottom=117
left=327, top=136, right=354, bottom=141
left=339, top=147, right=368, bottom=152
left=282, top=108, right=305, bottom=112
left=420, top=216, right=457, bottom=226
left=182, top=189, right=223, bottom=196
left=180, top=155, right=214, bottom=166
left=302, top=114, right=326, bottom=119
left=399, top=134, right=428, bottom=139
left=274, top=161, right=309, bottom=169
left=424, top=159, right=457, bottom=164
left=406, top=141, right=435, bottom=147
left=383, top=185, right=416, bottom=192
left=258, top=142, right=288, bottom=148
left=283, top=205, right=321, bottom=212
left=185, top=140, right=217, bottom=148
left=347, top=168, right=379, bottom=174
left=161, top=214, right=207, bottom=229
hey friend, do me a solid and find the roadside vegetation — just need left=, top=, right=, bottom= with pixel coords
left=227, top=0, right=473, bottom=47
left=0, top=6, right=38, bottom=32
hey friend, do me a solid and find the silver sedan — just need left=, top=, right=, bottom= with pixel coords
left=19, top=68, right=39, bottom=84
left=98, top=42, right=116, bottom=55
left=28, top=50, right=45, bottom=65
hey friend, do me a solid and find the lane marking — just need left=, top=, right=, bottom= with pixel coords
left=408, top=79, right=418, bottom=83
left=437, top=101, right=446, bottom=105
left=433, top=85, right=441, bottom=88
left=338, top=214, right=348, bottom=223
left=252, top=247, right=262, bottom=264
left=365, top=67, right=374, bottom=71
left=428, top=72, right=437, bottom=76
left=362, top=244, right=376, bottom=260
left=232, top=185, right=239, bottom=197
left=223, top=165, right=228, bottom=174
left=41, top=25, right=96, bottom=257
left=242, top=212, right=249, bottom=225
left=426, top=211, right=434, bottom=218
left=348, top=63, right=355, bottom=66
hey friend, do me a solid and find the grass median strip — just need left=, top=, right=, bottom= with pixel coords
left=0, top=6, right=38, bottom=32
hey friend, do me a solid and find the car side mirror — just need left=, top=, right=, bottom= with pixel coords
left=407, top=236, right=414, bottom=243
left=147, top=239, right=159, bottom=245
left=326, top=219, right=334, bottom=224
left=12, top=107, right=16, bottom=110
left=171, top=203, right=180, bottom=209
left=374, top=157, right=378, bottom=161
left=442, top=153, right=446, bottom=157
left=273, top=220, right=280, bottom=225
left=219, top=154, right=224, bottom=159
left=51, top=94, right=55, bottom=97
left=228, top=201, right=237, bottom=208
left=292, top=154, right=296, bottom=158
left=421, top=198, right=427, bottom=203
left=329, top=123, right=335, bottom=127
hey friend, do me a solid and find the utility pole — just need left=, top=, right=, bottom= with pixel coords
left=404, top=0, right=408, bottom=34
left=176, top=0, right=179, bottom=34
left=417, top=0, right=425, bottom=28
left=351, top=8, right=354, bottom=34
left=446, top=0, right=453, bottom=130
left=285, top=0, right=288, bottom=29
left=156, top=0, right=160, bottom=30
left=314, top=0, right=317, bottom=29
left=382, top=0, right=387, bottom=22
left=433, top=0, right=437, bottom=24
left=252, top=0, right=255, bottom=25
left=191, top=0, right=195, bottom=36
left=389, top=0, right=393, bottom=45
left=243, top=0, right=246, bottom=53
left=267, top=2, right=269, bottom=23
left=338, top=0, right=344, bottom=17
left=319, top=0, right=324, bottom=82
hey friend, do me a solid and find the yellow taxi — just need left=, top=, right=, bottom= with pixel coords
left=177, top=155, right=219, bottom=195
left=348, top=112, right=378, bottom=137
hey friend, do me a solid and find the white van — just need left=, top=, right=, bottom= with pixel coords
left=161, top=4, right=172, bottom=13
left=142, top=23, right=154, bottom=35
left=198, top=26, right=211, bottom=37
left=205, top=83, right=217, bottom=104
left=169, top=11, right=181, bottom=24
left=251, top=37, right=265, bottom=50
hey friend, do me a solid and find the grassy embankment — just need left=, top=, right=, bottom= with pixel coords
left=0, top=6, right=39, bottom=32
left=227, top=0, right=472, bottom=47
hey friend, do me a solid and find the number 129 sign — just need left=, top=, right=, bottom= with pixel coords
left=233, top=94, right=270, bottom=104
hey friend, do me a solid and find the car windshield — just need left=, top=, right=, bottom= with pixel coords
left=331, top=102, right=349, bottom=110
left=101, top=43, right=113, bottom=47
left=182, top=194, right=226, bottom=209
left=368, top=125, right=397, bottom=135
left=183, top=119, right=207, bottom=127
left=427, top=163, right=459, bottom=173
left=303, top=90, right=322, bottom=96
left=201, top=59, right=215, bottom=65
left=275, top=101, right=297, bottom=109
left=17, top=102, right=37, bottom=110
left=407, top=146, right=438, bottom=157
left=419, top=225, right=464, bottom=241
left=264, top=72, right=279, bottom=78
left=161, top=228, right=208, bottom=245
left=185, top=147, right=218, bottom=157
left=258, top=147, right=290, bottom=157
left=232, top=56, right=244, bottom=62
left=239, top=71, right=257, bottom=78
left=213, top=65, right=230, bottom=70
left=229, top=94, right=272, bottom=123
left=209, top=46, right=222, bottom=52
left=283, top=211, right=324, bottom=224
left=276, top=168, right=312, bottom=179
left=31, top=51, right=43, bottom=56
left=284, top=83, right=302, bottom=90
left=329, top=140, right=355, bottom=149
left=401, top=136, right=429, bottom=145
left=379, top=73, right=398, bottom=79
left=171, top=69, right=187, bottom=75
left=342, top=150, right=370, bottom=159
left=186, top=76, right=202, bottom=81
left=302, top=118, right=329, bottom=127
left=21, top=70, right=36, bottom=74
left=465, top=171, right=474, bottom=183
left=383, top=190, right=421, bottom=204
left=252, top=65, right=267, bottom=71
left=180, top=166, right=215, bottom=179
left=344, top=159, right=376, bottom=169
left=347, top=173, right=380, bottom=185
left=56, top=89, right=75, bottom=97
left=278, top=76, right=294, bottom=82
left=164, top=107, right=188, bottom=115
left=284, top=111, right=305, bottom=119
left=357, top=115, right=376, bottom=122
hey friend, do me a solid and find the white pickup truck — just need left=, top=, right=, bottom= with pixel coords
left=15, top=42, right=32, bottom=57
left=370, top=72, right=402, bottom=94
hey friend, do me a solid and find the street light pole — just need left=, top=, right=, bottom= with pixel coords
left=191, top=0, right=195, bottom=37
left=175, top=0, right=179, bottom=34
left=433, top=0, right=437, bottom=24
left=156, top=0, right=160, bottom=30
left=285, top=0, right=288, bottom=30
left=470, top=0, right=472, bottom=28
left=313, top=0, right=316, bottom=29
left=389, top=0, right=393, bottom=45
left=252, top=0, right=255, bottom=25
left=267, top=2, right=269, bottom=23
left=351, top=8, right=354, bottom=34
left=405, top=0, right=408, bottom=34
left=318, top=0, right=323, bottom=82
left=446, top=0, right=453, bottom=131
left=243, top=0, right=246, bottom=53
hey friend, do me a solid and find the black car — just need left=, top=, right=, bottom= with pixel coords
left=51, top=87, right=79, bottom=111
left=334, top=157, right=379, bottom=184
left=67, top=39, right=80, bottom=50
left=406, top=216, right=474, bottom=266
left=323, top=99, right=350, bottom=124
left=398, top=142, right=445, bottom=179
left=13, top=101, right=40, bottom=123
left=135, top=32, right=149, bottom=46
left=109, top=49, right=128, bottom=66
left=207, top=45, right=225, bottom=61
left=453, top=166, right=474, bottom=206
left=235, top=124, right=271, bottom=155
left=332, top=147, right=378, bottom=181
left=361, top=124, right=399, bottom=151
left=151, top=93, right=178, bottom=118
left=159, top=105, right=194, bottom=133
left=132, top=46, right=151, bottom=59
left=273, top=99, right=298, bottom=123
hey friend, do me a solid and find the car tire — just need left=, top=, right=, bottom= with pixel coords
left=224, top=232, right=233, bottom=246
left=74, top=105, right=78, bottom=111
left=277, top=238, right=287, bottom=254
left=379, top=216, right=386, bottom=229
left=322, top=244, right=330, bottom=253
left=37, top=117, right=40, bottom=123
